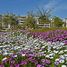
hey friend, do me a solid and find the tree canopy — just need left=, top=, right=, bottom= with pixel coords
left=52, top=16, right=63, bottom=28
left=37, top=8, right=51, bottom=24
left=23, top=12, right=38, bottom=29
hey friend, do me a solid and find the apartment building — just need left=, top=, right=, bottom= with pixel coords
left=17, top=16, right=26, bottom=25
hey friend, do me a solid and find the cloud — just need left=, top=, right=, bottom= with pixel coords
left=44, top=0, right=67, bottom=10
left=44, top=0, right=59, bottom=9
left=37, top=0, right=67, bottom=18
left=43, top=0, right=67, bottom=14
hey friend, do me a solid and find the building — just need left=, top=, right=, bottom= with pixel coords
left=17, top=16, right=27, bottom=24
left=63, top=18, right=67, bottom=27
left=17, top=16, right=47, bottom=28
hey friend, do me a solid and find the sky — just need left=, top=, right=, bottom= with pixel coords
left=0, top=0, right=67, bottom=18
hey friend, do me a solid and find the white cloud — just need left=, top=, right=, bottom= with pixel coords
left=44, top=0, right=67, bottom=11
left=44, top=0, right=59, bottom=9
left=37, top=0, right=67, bottom=18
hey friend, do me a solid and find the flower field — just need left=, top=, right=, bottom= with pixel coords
left=0, top=30, right=67, bottom=67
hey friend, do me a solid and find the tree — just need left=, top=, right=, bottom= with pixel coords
left=37, top=8, right=51, bottom=24
left=52, top=16, right=63, bottom=28
left=0, top=15, right=2, bottom=29
left=23, top=12, right=38, bottom=29
left=2, top=13, right=17, bottom=29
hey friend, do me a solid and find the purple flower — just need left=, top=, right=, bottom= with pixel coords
left=20, top=61, right=27, bottom=65
left=45, top=59, right=51, bottom=64
left=10, top=60, right=15, bottom=64
left=28, top=54, right=35, bottom=57
left=64, top=40, right=67, bottom=45
left=28, top=57, right=38, bottom=64
left=15, top=64, right=20, bottom=67
left=31, top=30, right=67, bottom=43
left=54, top=61, right=60, bottom=65
left=10, top=64, right=14, bottom=67
left=41, top=59, right=50, bottom=64
left=0, top=64, right=4, bottom=67
left=37, top=64, right=42, bottom=67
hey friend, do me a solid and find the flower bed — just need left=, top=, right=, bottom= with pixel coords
left=0, top=30, right=67, bottom=67
left=31, top=30, right=67, bottom=45
left=0, top=44, right=67, bottom=67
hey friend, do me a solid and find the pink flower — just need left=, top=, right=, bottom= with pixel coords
left=37, top=64, right=42, bottom=67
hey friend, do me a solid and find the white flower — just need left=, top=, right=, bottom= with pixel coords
left=43, top=51, right=46, bottom=53
left=39, top=49, right=42, bottom=51
left=54, top=50, right=58, bottom=54
left=49, top=57, right=53, bottom=59
left=41, top=46, right=45, bottom=49
left=13, top=55, right=17, bottom=57
left=2, top=57, right=7, bottom=61
left=58, top=46, right=62, bottom=49
left=48, top=46, right=51, bottom=50
left=64, top=50, right=67, bottom=52
left=33, top=39, right=38, bottom=43
left=59, top=59, right=64, bottom=63
left=3, top=52, right=8, bottom=56
left=52, top=42, right=56, bottom=45
left=53, top=46, right=57, bottom=49
left=61, top=65, right=67, bottom=67
left=43, top=54, right=46, bottom=56
left=22, top=54, right=25, bottom=56
left=59, top=51, right=64, bottom=54
left=48, top=50, right=51, bottom=52
left=8, top=53, right=13, bottom=55
left=56, top=47, right=60, bottom=49
left=46, top=55, right=50, bottom=58
left=35, top=47, right=39, bottom=50
left=0, top=46, right=3, bottom=48
left=64, top=54, right=67, bottom=57
left=49, top=53, right=55, bottom=56
left=55, top=58, right=59, bottom=61
left=47, top=42, right=51, bottom=45
left=60, top=55, right=65, bottom=59
left=24, top=47, right=28, bottom=50
left=60, top=42, right=64, bottom=46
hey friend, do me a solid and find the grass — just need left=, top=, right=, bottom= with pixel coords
left=30, top=27, right=67, bottom=32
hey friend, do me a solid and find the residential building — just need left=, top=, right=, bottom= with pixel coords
left=17, top=16, right=27, bottom=24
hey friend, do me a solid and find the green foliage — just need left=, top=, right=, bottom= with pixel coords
left=0, top=23, right=2, bottom=29
left=2, top=13, right=17, bottom=29
left=52, top=16, right=63, bottom=28
left=0, top=10, right=66, bottom=31
left=0, top=15, right=3, bottom=29
left=23, top=12, right=38, bottom=29
left=30, top=27, right=67, bottom=32
left=0, top=55, right=3, bottom=62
